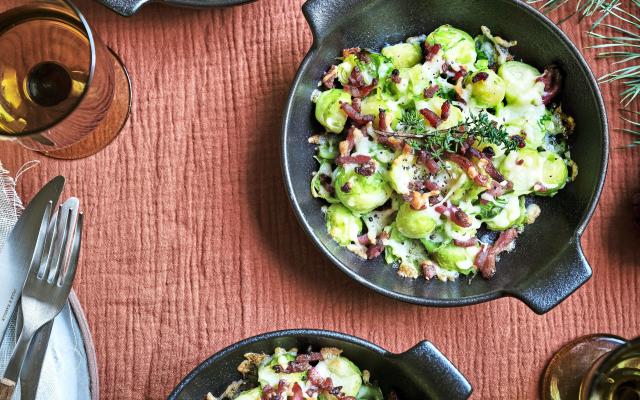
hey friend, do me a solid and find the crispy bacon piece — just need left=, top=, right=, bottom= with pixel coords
left=342, top=47, right=362, bottom=58
left=378, top=109, right=389, bottom=132
left=344, top=67, right=378, bottom=98
left=440, top=101, right=451, bottom=121
left=308, top=368, right=334, bottom=391
left=454, top=238, right=479, bottom=247
left=482, top=146, right=495, bottom=158
left=417, top=150, right=440, bottom=174
left=485, top=180, right=506, bottom=199
left=424, top=180, right=441, bottom=192
left=367, top=232, right=389, bottom=260
left=351, top=97, right=362, bottom=113
left=295, top=352, right=323, bottom=363
left=355, top=160, right=376, bottom=176
left=340, top=182, right=352, bottom=193
left=322, top=65, right=338, bottom=89
left=435, top=203, right=472, bottom=228
left=445, top=153, right=489, bottom=187
left=421, top=261, right=437, bottom=280
left=419, top=108, right=441, bottom=128
left=472, top=72, right=489, bottom=83
left=291, top=383, right=304, bottom=400
left=425, top=43, right=441, bottom=61
left=453, top=67, right=467, bottom=82
left=474, top=228, right=518, bottom=278
left=423, top=84, right=439, bottom=99
left=340, top=101, right=374, bottom=127
left=339, top=127, right=356, bottom=157
left=537, top=64, right=562, bottom=105
left=391, top=69, right=401, bottom=84
left=466, top=150, right=507, bottom=183
left=335, top=154, right=371, bottom=166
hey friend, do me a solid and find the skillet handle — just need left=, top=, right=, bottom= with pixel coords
left=302, top=0, right=361, bottom=39
left=390, top=341, right=472, bottom=400
left=510, top=238, right=592, bottom=315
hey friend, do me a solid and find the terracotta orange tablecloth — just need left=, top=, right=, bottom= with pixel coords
left=1, top=0, right=639, bottom=398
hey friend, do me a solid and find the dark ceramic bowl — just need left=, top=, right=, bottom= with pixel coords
left=96, top=0, right=255, bottom=17
left=167, top=329, right=472, bottom=399
left=281, top=0, right=608, bottom=314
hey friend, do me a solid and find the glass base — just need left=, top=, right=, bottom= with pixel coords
left=41, top=46, right=131, bottom=159
left=541, top=334, right=628, bottom=400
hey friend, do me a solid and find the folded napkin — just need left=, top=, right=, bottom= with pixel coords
left=0, top=164, right=91, bottom=400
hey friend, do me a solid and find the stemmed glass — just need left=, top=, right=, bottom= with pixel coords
left=542, top=335, right=640, bottom=399
left=0, top=0, right=131, bottom=159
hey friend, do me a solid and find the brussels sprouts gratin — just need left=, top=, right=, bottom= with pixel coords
left=206, top=347, right=389, bottom=400
left=309, top=25, right=577, bottom=281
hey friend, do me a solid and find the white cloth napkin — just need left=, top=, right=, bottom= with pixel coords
left=0, top=164, right=91, bottom=399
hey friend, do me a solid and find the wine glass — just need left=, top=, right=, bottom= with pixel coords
left=0, top=0, right=131, bottom=159
left=542, top=334, right=640, bottom=400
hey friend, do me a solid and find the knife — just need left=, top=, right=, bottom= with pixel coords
left=0, top=176, right=64, bottom=347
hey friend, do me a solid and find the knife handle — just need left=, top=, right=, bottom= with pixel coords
left=0, top=377, right=16, bottom=400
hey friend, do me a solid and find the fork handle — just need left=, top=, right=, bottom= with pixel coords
left=0, top=377, right=16, bottom=400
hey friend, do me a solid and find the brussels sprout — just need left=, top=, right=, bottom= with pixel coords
left=234, top=387, right=262, bottom=400
left=469, top=70, right=506, bottom=108
left=383, top=224, right=428, bottom=278
left=395, top=203, right=439, bottom=239
left=258, top=351, right=307, bottom=387
left=483, top=194, right=525, bottom=231
left=496, top=103, right=546, bottom=149
left=337, top=55, right=357, bottom=85
left=326, top=204, right=362, bottom=245
left=536, top=151, right=569, bottom=196
left=382, top=42, right=422, bottom=68
left=432, top=161, right=470, bottom=204
left=334, top=166, right=392, bottom=214
left=356, top=385, right=384, bottom=400
left=388, top=153, right=429, bottom=195
left=360, top=95, right=402, bottom=129
left=426, top=25, right=477, bottom=67
left=432, top=244, right=480, bottom=274
left=311, top=160, right=339, bottom=203
left=315, top=357, right=363, bottom=397
left=408, top=64, right=432, bottom=97
left=498, top=61, right=544, bottom=105
left=315, top=89, right=352, bottom=133
left=499, top=148, right=543, bottom=194
left=316, top=135, right=339, bottom=159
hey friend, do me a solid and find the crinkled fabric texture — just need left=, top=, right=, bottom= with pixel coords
left=0, top=164, right=90, bottom=399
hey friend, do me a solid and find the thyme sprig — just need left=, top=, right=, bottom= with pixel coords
left=381, top=110, right=518, bottom=159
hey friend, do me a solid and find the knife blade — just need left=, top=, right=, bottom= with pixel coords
left=0, top=176, right=64, bottom=346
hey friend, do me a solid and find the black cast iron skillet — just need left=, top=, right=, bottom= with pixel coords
left=282, top=0, right=608, bottom=314
left=97, top=0, right=255, bottom=17
left=167, top=329, right=473, bottom=399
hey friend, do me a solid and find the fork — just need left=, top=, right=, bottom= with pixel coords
left=0, top=198, right=82, bottom=400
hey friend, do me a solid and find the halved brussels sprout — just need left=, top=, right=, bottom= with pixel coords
left=498, top=61, right=544, bottom=105
left=334, top=166, right=392, bottom=214
left=234, top=387, right=262, bottom=400
left=311, top=160, right=339, bottom=203
left=360, top=95, right=402, bottom=129
left=395, top=202, right=439, bottom=239
left=388, top=153, right=429, bottom=195
left=383, top=224, right=428, bottom=278
left=382, top=42, right=422, bottom=69
left=536, top=151, right=569, bottom=196
left=426, top=25, right=477, bottom=67
left=356, top=384, right=384, bottom=400
left=315, top=89, right=351, bottom=133
left=483, top=194, right=525, bottom=231
left=432, top=244, right=480, bottom=274
left=496, top=103, right=546, bottom=149
left=469, top=70, right=506, bottom=108
left=315, top=356, right=363, bottom=397
left=408, top=64, right=432, bottom=97
left=326, top=204, right=363, bottom=245
left=499, top=148, right=543, bottom=194
left=258, top=350, right=307, bottom=387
